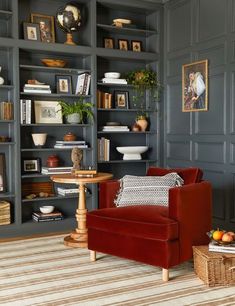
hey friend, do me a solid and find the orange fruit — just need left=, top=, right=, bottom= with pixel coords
left=212, top=229, right=224, bottom=241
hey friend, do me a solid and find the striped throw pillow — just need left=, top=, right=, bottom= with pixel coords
left=115, top=173, right=184, bottom=207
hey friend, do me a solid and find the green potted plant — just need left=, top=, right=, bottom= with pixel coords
left=58, top=98, right=94, bottom=124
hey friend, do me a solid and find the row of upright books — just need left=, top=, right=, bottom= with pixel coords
left=76, top=73, right=91, bottom=96
left=20, top=99, right=31, bottom=124
left=54, top=140, right=88, bottom=149
left=0, top=102, right=13, bottom=120
left=98, top=137, right=110, bottom=161
left=97, top=90, right=112, bottom=109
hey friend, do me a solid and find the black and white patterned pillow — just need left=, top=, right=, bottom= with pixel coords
left=115, top=173, right=184, bottom=207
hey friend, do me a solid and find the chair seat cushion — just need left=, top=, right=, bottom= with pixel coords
left=87, top=205, right=178, bottom=241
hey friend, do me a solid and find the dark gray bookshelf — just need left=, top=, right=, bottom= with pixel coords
left=0, top=0, right=162, bottom=238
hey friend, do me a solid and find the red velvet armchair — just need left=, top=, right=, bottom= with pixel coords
left=87, top=167, right=212, bottom=281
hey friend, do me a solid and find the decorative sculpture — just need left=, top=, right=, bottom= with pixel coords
left=71, top=147, right=83, bottom=171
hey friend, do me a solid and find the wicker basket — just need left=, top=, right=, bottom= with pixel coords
left=193, top=245, right=235, bottom=286
left=0, top=201, right=11, bottom=225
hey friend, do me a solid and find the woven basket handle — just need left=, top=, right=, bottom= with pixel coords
left=228, top=266, right=235, bottom=271
left=221, top=256, right=235, bottom=271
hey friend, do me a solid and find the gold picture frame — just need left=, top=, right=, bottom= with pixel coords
left=34, top=101, right=62, bottom=124
left=182, top=59, right=208, bottom=112
left=31, top=13, right=55, bottom=43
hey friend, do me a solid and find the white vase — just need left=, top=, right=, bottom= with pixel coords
left=32, top=133, right=47, bottom=147
left=66, top=113, right=81, bottom=124
left=0, top=66, right=4, bottom=85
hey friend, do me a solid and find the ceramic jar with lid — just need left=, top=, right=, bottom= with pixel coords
left=63, top=132, right=76, bottom=141
left=47, top=155, right=60, bottom=168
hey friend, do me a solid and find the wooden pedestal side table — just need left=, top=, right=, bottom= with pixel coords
left=50, top=172, right=113, bottom=248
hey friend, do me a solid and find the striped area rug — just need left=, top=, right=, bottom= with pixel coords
left=0, top=235, right=234, bottom=306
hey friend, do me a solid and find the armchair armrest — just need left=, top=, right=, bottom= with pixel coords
left=99, top=180, right=120, bottom=209
left=169, top=181, right=212, bottom=262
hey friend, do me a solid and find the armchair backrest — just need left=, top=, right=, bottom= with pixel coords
left=147, top=167, right=203, bottom=185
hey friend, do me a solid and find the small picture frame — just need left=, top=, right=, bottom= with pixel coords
left=103, top=37, right=114, bottom=49
left=118, top=39, right=129, bottom=51
left=131, top=40, right=142, bottom=52
left=56, top=75, right=72, bottom=94
left=22, top=158, right=41, bottom=174
left=31, top=13, right=55, bottom=43
left=23, top=22, right=40, bottom=41
left=34, top=101, right=63, bottom=124
left=114, top=91, right=129, bottom=109
left=0, top=153, right=6, bottom=193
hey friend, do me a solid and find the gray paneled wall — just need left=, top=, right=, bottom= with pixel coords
left=164, top=0, right=235, bottom=230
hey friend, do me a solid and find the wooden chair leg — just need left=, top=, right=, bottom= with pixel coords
left=162, top=268, right=169, bottom=281
left=90, top=250, right=96, bottom=262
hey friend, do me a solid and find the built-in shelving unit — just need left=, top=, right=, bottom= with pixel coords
left=0, top=0, right=162, bottom=238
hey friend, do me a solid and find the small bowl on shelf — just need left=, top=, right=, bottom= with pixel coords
left=104, top=72, right=121, bottom=79
left=39, top=206, right=55, bottom=214
left=41, top=59, right=67, bottom=68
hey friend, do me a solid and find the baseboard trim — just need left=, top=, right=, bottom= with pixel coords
left=0, top=231, right=70, bottom=243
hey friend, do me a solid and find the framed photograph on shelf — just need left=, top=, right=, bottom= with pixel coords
left=31, top=13, right=55, bottom=43
left=182, top=59, right=208, bottom=112
left=23, top=22, right=40, bottom=41
left=114, top=91, right=129, bottom=109
left=56, top=75, right=72, bottom=94
left=103, top=37, right=114, bottom=49
left=34, top=101, right=62, bottom=124
left=22, top=158, right=41, bottom=174
left=118, top=39, right=128, bottom=51
left=0, top=153, right=6, bottom=193
left=131, top=40, right=142, bottom=52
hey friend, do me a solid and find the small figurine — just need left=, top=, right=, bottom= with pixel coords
left=71, top=147, right=83, bottom=171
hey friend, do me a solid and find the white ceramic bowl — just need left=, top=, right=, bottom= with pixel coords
left=32, top=133, right=47, bottom=146
left=116, top=146, right=148, bottom=160
left=104, top=72, right=121, bottom=79
left=39, top=206, right=55, bottom=214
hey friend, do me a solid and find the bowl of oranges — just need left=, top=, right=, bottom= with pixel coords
left=207, top=229, right=235, bottom=245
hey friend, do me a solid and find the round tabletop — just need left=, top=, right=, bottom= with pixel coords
left=50, top=172, right=113, bottom=185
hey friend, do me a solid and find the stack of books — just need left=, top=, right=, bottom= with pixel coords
left=0, top=102, right=13, bottom=120
left=23, top=84, right=51, bottom=94
left=101, top=125, right=130, bottom=132
left=41, top=166, right=72, bottom=175
left=75, top=73, right=91, bottom=95
left=32, top=210, right=64, bottom=222
left=97, top=90, right=112, bottom=109
left=98, top=137, right=110, bottom=161
left=74, top=169, right=97, bottom=177
left=101, top=78, right=127, bottom=84
left=54, top=140, right=88, bottom=149
left=209, top=241, right=235, bottom=254
left=20, top=99, right=31, bottom=124
left=57, top=187, right=79, bottom=196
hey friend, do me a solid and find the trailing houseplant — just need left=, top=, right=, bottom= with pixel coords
left=58, top=98, right=94, bottom=124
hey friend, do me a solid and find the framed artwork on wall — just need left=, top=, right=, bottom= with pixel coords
left=56, top=75, right=72, bottom=94
left=22, top=158, right=41, bottom=174
left=34, top=101, right=62, bottom=124
left=182, top=59, right=208, bottom=112
left=114, top=91, right=129, bottom=109
left=0, top=153, right=6, bottom=193
left=23, top=22, right=40, bottom=41
left=31, top=13, right=55, bottom=43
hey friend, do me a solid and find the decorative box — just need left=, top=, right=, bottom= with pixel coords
left=0, top=201, right=11, bottom=225
left=193, top=245, right=235, bottom=286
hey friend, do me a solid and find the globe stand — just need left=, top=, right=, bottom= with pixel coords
left=65, top=33, right=76, bottom=45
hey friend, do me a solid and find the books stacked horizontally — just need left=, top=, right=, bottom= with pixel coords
left=209, top=241, right=235, bottom=254
left=20, top=99, right=31, bottom=124
left=75, top=73, right=91, bottom=95
left=41, top=166, right=72, bottom=175
left=74, top=169, right=97, bottom=178
left=101, top=77, right=127, bottom=84
left=54, top=140, right=88, bottom=149
left=23, top=83, right=51, bottom=94
left=57, top=187, right=79, bottom=196
left=101, top=125, right=130, bottom=132
left=98, top=137, right=110, bottom=161
left=32, top=210, right=64, bottom=222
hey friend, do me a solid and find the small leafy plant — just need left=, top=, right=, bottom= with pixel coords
left=58, top=98, right=94, bottom=123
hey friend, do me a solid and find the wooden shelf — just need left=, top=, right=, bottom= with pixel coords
left=19, top=64, right=91, bottom=74
left=97, top=108, right=155, bottom=112
left=97, top=82, right=133, bottom=88
left=22, top=194, right=91, bottom=203
left=21, top=147, right=92, bottom=152
left=97, top=23, right=157, bottom=37
left=0, top=120, right=14, bottom=123
left=98, top=159, right=157, bottom=164
left=0, top=142, right=15, bottom=145
left=20, top=92, right=91, bottom=98
left=21, top=123, right=91, bottom=127
left=98, top=131, right=156, bottom=134
left=0, top=85, right=14, bottom=89
left=0, top=192, right=15, bottom=198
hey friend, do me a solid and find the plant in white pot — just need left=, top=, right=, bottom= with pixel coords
left=58, top=99, right=94, bottom=124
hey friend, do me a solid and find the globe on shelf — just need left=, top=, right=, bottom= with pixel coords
left=56, top=2, right=82, bottom=45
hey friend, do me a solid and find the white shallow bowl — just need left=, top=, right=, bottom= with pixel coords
left=116, top=146, right=148, bottom=160
left=39, top=206, right=55, bottom=214
left=104, top=72, right=121, bottom=79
